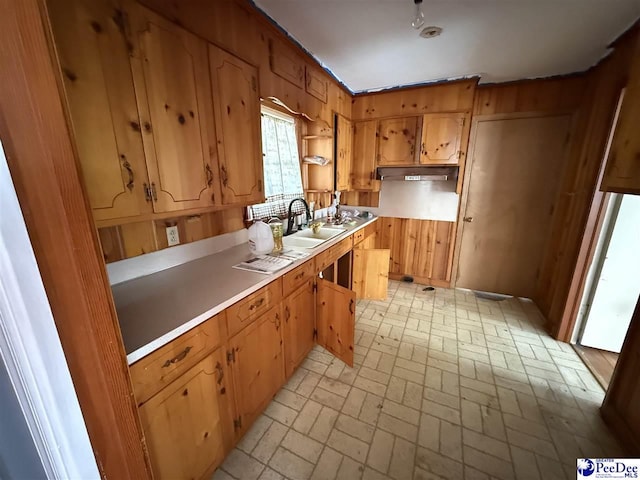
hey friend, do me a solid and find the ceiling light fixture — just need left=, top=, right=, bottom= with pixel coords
left=411, top=0, right=425, bottom=29
left=420, top=26, right=442, bottom=39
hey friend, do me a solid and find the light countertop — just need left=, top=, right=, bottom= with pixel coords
left=112, top=216, right=378, bottom=364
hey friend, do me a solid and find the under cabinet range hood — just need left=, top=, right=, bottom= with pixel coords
left=376, top=166, right=458, bottom=182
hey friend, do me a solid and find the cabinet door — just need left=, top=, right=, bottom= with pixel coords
left=335, top=114, right=353, bottom=192
left=229, top=305, right=284, bottom=436
left=306, top=66, right=328, bottom=104
left=139, top=349, right=230, bottom=480
left=316, top=279, right=355, bottom=367
left=378, top=117, right=419, bottom=166
left=131, top=6, right=217, bottom=212
left=48, top=0, right=151, bottom=222
left=269, top=38, right=305, bottom=89
left=283, top=280, right=315, bottom=378
left=209, top=46, right=265, bottom=205
left=352, top=249, right=390, bottom=301
left=352, top=120, right=379, bottom=190
left=419, top=113, right=465, bottom=165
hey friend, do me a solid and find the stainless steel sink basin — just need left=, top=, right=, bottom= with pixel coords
left=282, top=226, right=347, bottom=248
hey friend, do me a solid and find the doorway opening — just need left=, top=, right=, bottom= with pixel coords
left=572, top=193, right=640, bottom=388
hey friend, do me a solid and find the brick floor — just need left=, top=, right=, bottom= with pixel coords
left=214, top=281, right=622, bottom=480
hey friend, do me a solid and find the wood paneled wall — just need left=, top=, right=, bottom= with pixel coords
left=341, top=191, right=380, bottom=208
left=534, top=33, right=637, bottom=338
left=458, top=76, right=589, bottom=295
left=0, top=0, right=151, bottom=476
left=473, top=76, right=587, bottom=115
left=378, top=217, right=456, bottom=287
left=602, top=295, right=640, bottom=454
left=352, top=79, right=478, bottom=120
left=98, top=208, right=245, bottom=263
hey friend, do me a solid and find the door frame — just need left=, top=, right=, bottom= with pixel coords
left=451, top=111, right=575, bottom=290
left=0, top=0, right=151, bottom=477
left=553, top=90, right=625, bottom=342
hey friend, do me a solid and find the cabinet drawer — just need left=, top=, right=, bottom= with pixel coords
left=130, top=312, right=226, bottom=404
left=316, top=236, right=353, bottom=273
left=332, top=235, right=354, bottom=259
left=227, top=279, right=282, bottom=337
left=353, top=229, right=365, bottom=245
left=283, top=259, right=315, bottom=297
left=363, top=221, right=378, bottom=239
left=315, top=247, right=335, bottom=273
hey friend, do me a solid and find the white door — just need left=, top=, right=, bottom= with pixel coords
left=580, top=194, right=640, bottom=353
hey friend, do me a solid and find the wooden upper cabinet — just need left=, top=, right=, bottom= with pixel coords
left=352, top=120, right=379, bottom=190
left=316, top=279, right=355, bottom=367
left=335, top=114, right=353, bottom=192
left=419, top=113, right=466, bottom=165
left=139, top=349, right=230, bottom=480
left=228, top=305, right=284, bottom=437
left=306, top=66, right=328, bottom=104
left=131, top=6, right=217, bottom=212
left=268, top=38, right=304, bottom=89
left=377, top=117, right=419, bottom=165
left=283, top=280, right=315, bottom=378
left=48, top=0, right=151, bottom=222
left=209, top=46, right=265, bottom=205
left=602, top=40, right=640, bottom=195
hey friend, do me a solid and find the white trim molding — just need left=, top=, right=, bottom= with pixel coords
left=0, top=141, right=99, bottom=479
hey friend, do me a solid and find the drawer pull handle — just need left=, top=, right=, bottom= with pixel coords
left=215, top=361, right=224, bottom=385
left=349, top=299, right=355, bottom=315
left=249, top=298, right=265, bottom=311
left=294, top=271, right=305, bottom=280
left=162, top=346, right=192, bottom=368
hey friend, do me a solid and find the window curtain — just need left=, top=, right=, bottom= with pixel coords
left=249, top=110, right=305, bottom=220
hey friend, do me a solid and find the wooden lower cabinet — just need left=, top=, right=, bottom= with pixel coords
left=134, top=223, right=387, bottom=476
left=283, top=280, right=315, bottom=378
left=228, top=304, right=285, bottom=437
left=316, top=278, right=355, bottom=367
left=379, top=217, right=455, bottom=286
left=138, top=348, right=231, bottom=480
left=352, top=249, right=390, bottom=301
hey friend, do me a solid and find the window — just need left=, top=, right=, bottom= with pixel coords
left=248, top=106, right=305, bottom=221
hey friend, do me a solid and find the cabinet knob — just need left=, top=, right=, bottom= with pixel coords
left=463, top=217, right=473, bottom=223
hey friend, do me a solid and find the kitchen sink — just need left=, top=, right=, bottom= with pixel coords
left=282, top=236, right=326, bottom=248
left=295, top=226, right=347, bottom=241
left=282, top=226, right=347, bottom=249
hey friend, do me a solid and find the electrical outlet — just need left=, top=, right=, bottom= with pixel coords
left=166, top=225, right=180, bottom=246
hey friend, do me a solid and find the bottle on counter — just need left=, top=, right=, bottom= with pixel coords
left=248, top=220, right=274, bottom=255
left=268, top=218, right=284, bottom=253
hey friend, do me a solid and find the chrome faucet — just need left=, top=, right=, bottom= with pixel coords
left=286, top=198, right=312, bottom=235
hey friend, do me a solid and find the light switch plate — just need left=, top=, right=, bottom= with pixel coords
left=166, top=226, right=180, bottom=246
